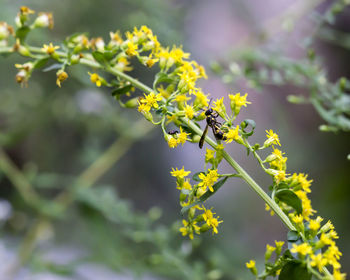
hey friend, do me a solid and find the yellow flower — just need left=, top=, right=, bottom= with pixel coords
left=167, top=136, right=178, bottom=148
left=198, top=169, right=219, bottom=192
left=298, top=173, right=313, bottom=193
left=175, top=94, right=190, bottom=103
left=193, top=90, right=209, bottom=108
left=269, top=147, right=287, bottom=170
left=177, top=127, right=189, bottom=145
left=145, top=55, right=159, bottom=67
left=126, top=41, right=138, bottom=56
left=265, top=244, right=276, bottom=260
left=20, top=6, right=35, bottom=15
left=209, top=216, right=223, bottom=234
left=184, top=104, right=195, bottom=119
left=42, top=42, right=59, bottom=55
left=246, top=260, right=256, bottom=269
left=56, top=70, right=68, bottom=87
left=309, top=216, right=323, bottom=232
left=205, top=149, right=215, bottom=163
left=245, top=260, right=258, bottom=276
left=229, top=92, right=251, bottom=107
left=295, top=190, right=316, bottom=220
left=212, top=97, right=226, bottom=115
left=116, top=56, right=133, bottom=72
left=109, top=31, right=123, bottom=45
left=274, top=170, right=287, bottom=183
left=225, top=125, right=241, bottom=143
left=202, top=206, right=214, bottom=223
left=275, top=241, right=284, bottom=255
left=170, top=166, right=191, bottom=179
left=88, top=72, right=103, bottom=87
left=310, top=253, right=327, bottom=272
left=266, top=244, right=276, bottom=252
left=140, top=92, right=163, bottom=110
left=333, top=269, right=346, bottom=280
left=320, top=233, right=334, bottom=246
left=156, top=85, right=170, bottom=99
left=264, top=129, right=281, bottom=147
left=169, top=45, right=190, bottom=64
left=229, top=92, right=251, bottom=114
left=182, top=180, right=192, bottom=190
left=328, top=230, right=339, bottom=240
left=137, top=103, right=150, bottom=113
left=324, top=245, right=342, bottom=269
left=292, top=214, right=303, bottom=225
left=179, top=219, right=200, bottom=240
left=291, top=243, right=312, bottom=256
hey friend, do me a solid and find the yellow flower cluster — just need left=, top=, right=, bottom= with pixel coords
left=262, top=126, right=344, bottom=278
left=171, top=167, right=223, bottom=238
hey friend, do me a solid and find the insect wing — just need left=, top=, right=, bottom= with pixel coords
left=199, top=124, right=209, bottom=149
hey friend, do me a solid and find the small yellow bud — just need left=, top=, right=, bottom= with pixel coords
left=56, top=70, right=68, bottom=87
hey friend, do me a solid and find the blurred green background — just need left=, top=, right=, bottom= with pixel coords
left=0, top=0, right=349, bottom=279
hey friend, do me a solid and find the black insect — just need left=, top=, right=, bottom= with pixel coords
left=199, top=107, right=226, bottom=149
left=167, top=130, right=179, bottom=135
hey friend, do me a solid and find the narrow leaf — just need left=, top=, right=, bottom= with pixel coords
left=92, top=51, right=106, bottom=64
left=111, top=85, right=133, bottom=97
left=275, top=189, right=302, bottom=214
left=34, top=57, right=49, bottom=69
left=43, top=63, right=64, bottom=72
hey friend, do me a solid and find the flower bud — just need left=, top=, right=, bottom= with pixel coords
left=13, top=39, right=31, bottom=56
left=265, top=244, right=276, bottom=261
left=56, top=70, right=68, bottom=87
left=33, top=12, right=53, bottom=29
left=179, top=192, right=187, bottom=202
left=0, top=22, right=13, bottom=40
left=143, top=111, right=153, bottom=122
left=70, top=54, right=81, bottom=64
left=191, top=134, right=201, bottom=143
left=200, top=223, right=211, bottom=233
left=124, top=97, right=139, bottom=108
left=264, top=153, right=278, bottom=163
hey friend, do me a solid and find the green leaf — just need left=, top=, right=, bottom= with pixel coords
left=92, top=51, right=106, bottom=64
left=111, top=85, right=133, bottom=97
left=275, top=189, right=302, bottom=214
left=153, top=72, right=174, bottom=88
left=287, top=230, right=300, bottom=243
left=103, top=50, right=116, bottom=61
left=33, top=57, right=50, bottom=69
left=275, top=182, right=289, bottom=191
left=192, top=172, right=202, bottom=182
left=240, top=119, right=256, bottom=136
left=278, top=261, right=311, bottom=280
left=181, top=177, right=228, bottom=215
left=15, top=26, right=31, bottom=42
left=43, top=63, right=64, bottom=72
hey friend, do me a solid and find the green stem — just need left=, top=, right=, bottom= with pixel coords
left=0, top=148, right=41, bottom=207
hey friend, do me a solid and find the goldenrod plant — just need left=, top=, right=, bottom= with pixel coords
left=0, top=6, right=347, bottom=280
